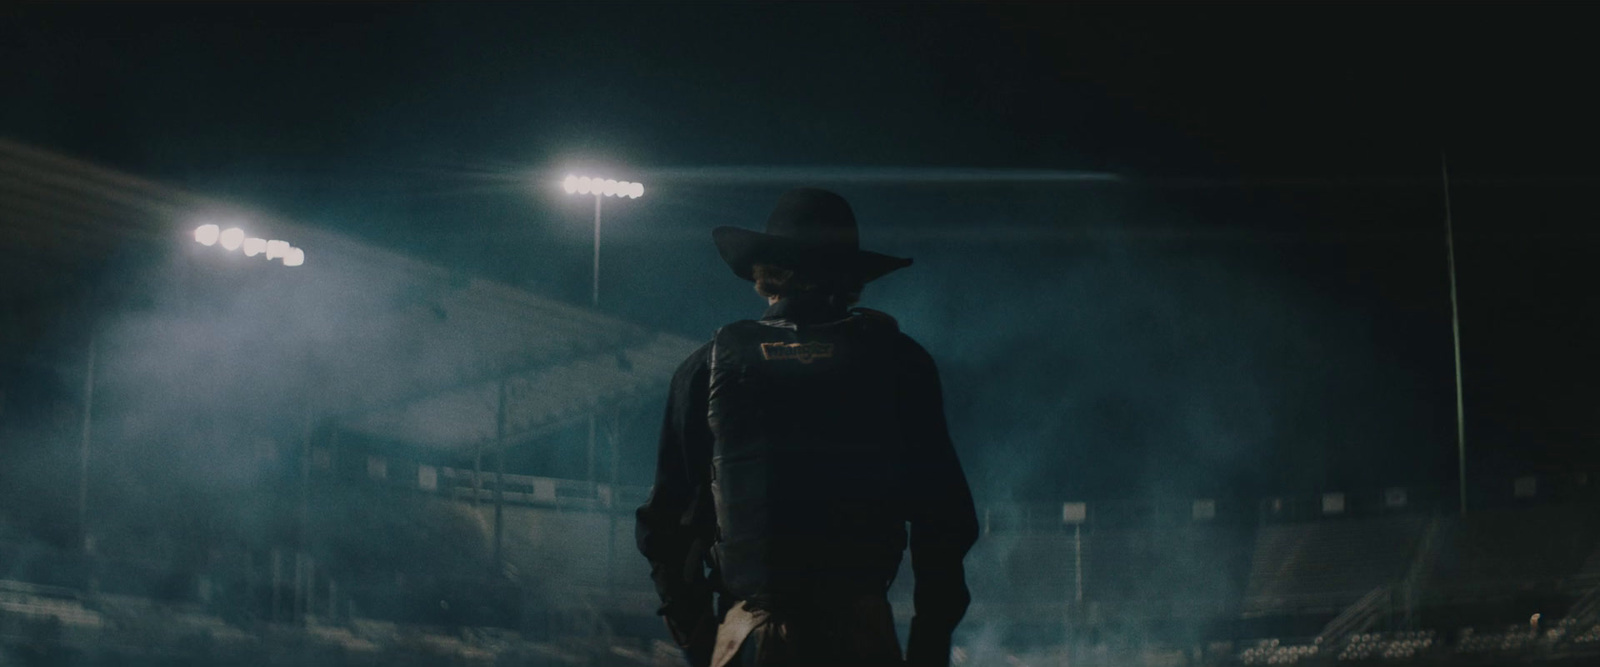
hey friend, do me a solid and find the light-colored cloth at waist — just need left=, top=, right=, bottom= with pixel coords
left=712, top=596, right=903, bottom=667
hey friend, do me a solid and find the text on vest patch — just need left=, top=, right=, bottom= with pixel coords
left=758, top=341, right=835, bottom=364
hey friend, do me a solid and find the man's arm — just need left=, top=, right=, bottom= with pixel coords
left=898, top=337, right=980, bottom=667
left=635, top=342, right=716, bottom=664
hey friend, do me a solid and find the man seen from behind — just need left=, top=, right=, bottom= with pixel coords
left=636, top=188, right=979, bottom=667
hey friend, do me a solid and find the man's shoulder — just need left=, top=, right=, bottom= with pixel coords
left=849, top=307, right=900, bottom=334
left=686, top=339, right=715, bottom=360
left=673, top=340, right=715, bottom=381
left=844, top=310, right=939, bottom=371
left=848, top=310, right=924, bottom=351
left=873, top=325, right=939, bottom=375
left=891, top=331, right=936, bottom=369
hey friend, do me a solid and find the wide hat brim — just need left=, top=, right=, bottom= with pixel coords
left=712, top=226, right=913, bottom=284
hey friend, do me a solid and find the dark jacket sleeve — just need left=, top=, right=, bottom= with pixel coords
left=898, top=337, right=980, bottom=667
left=634, top=343, right=716, bottom=625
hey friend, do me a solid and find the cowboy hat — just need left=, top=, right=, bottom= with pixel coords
left=712, top=188, right=912, bottom=284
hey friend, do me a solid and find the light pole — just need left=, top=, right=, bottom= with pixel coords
left=78, top=224, right=303, bottom=556
left=561, top=175, right=644, bottom=308
left=562, top=175, right=644, bottom=488
left=190, top=221, right=311, bottom=619
left=1441, top=154, right=1468, bottom=516
left=78, top=324, right=95, bottom=556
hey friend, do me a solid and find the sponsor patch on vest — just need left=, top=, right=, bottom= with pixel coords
left=759, top=341, right=834, bottom=364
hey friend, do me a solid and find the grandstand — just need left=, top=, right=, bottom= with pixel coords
left=1242, top=514, right=1428, bottom=615
left=943, top=484, right=1600, bottom=667
left=0, top=140, right=696, bottom=663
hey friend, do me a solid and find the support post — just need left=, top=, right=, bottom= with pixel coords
left=1443, top=153, right=1469, bottom=516
left=473, top=442, right=483, bottom=507
left=587, top=414, right=597, bottom=486
left=297, top=390, right=315, bottom=625
left=271, top=548, right=283, bottom=623
left=605, top=406, right=623, bottom=594
left=493, top=378, right=507, bottom=574
left=1073, top=523, right=1083, bottom=604
left=78, top=331, right=95, bottom=554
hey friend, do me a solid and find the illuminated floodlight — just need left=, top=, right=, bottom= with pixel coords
left=565, top=174, right=645, bottom=200
left=265, top=240, right=289, bottom=260
left=194, top=224, right=221, bottom=246
left=283, top=247, right=305, bottom=267
left=242, top=237, right=267, bottom=256
left=219, top=227, right=245, bottom=251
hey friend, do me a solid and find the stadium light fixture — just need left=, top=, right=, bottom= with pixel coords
left=219, top=227, right=245, bottom=251
left=563, top=173, right=643, bottom=199
left=194, top=224, right=221, bottom=246
left=555, top=172, right=647, bottom=490
left=192, top=222, right=305, bottom=267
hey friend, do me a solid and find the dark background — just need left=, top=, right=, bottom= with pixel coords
left=4, top=3, right=1598, bottom=504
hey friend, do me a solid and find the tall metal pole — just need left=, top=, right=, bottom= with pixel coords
left=605, top=406, right=622, bottom=595
left=588, top=196, right=604, bottom=485
left=473, top=441, right=483, bottom=508
left=493, top=378, right=507, bottom=573
left=592, top=194, right=603, bottom=308
left=1442, top=153, right=1468, bottom=516
left=296, top=387, right=315, bottom=623
left=78, top=331, right=95, bottom=553
left=1073, top=523, right=1083, bottom=605
left=587, top=416, right=598, bottom=486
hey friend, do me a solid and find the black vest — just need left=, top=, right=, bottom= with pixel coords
left=707, top=312, right=908, bottom=605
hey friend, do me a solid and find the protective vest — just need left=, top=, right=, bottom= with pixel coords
left=707, top=311, right=908, bottom=606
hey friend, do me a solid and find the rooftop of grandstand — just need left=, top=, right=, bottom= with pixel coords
left=0, top=139, right=700, bottom=457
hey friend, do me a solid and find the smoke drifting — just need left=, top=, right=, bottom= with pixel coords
left=0, top=142, right=1461, bottom=665
left=1, top=211, right=687, bottom=661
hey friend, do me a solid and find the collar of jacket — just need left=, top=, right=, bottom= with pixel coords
left=761, top=297, right=851, bottom=326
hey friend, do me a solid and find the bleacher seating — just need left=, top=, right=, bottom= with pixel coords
left=1238, top=637, right=1320, bottom=665
left=1454, top=625, right=1539, bottom=654
left=1425, top=505, right=1600, bottom=594
left=1573, top=623, right=1600, bottom=644
left=1243, top=514, right=1427, bottom=614
left=990, top=533, right=1076, bottom=603
left=1338, top=631, right=1437, bottom=661
left=1085, top=525, right=1247, bottom=619
left=493, top=503, right=619, bottom=592
left=13, top=475, right=1600, bottom=666
left=0, top=582, right=105, bottom=646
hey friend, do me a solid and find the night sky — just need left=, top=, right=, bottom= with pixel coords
left=6, top=3, right=1600, bottom=505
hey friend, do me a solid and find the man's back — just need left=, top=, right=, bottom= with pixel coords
left=707, top=306, right=911, bottom=606
left=635, top=188, right=978, bottom=667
